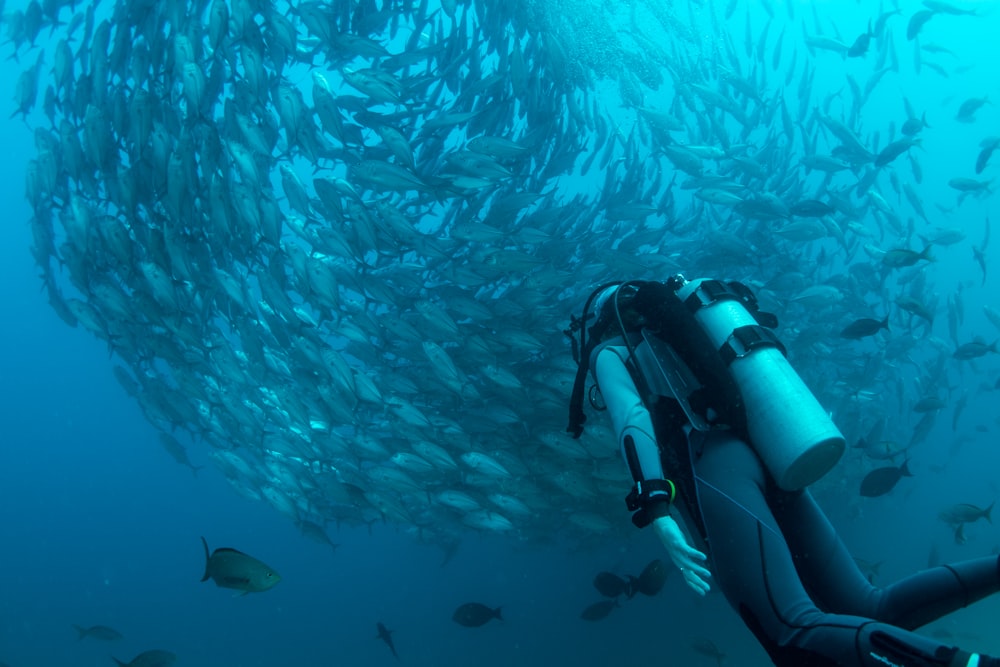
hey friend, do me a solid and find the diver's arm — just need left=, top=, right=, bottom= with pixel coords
left=594, top=345, right=711, bottom=595
left=593, top=345, right=665, bottom=482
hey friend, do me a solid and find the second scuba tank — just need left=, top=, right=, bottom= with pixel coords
left=675, top=278, right=845, bottom=490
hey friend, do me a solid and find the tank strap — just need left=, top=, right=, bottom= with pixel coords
left=721, top=325, right=787, bottom=366
left=682, top=279, right=779, bottom=329
left=682, top=279, right=737, bottom=311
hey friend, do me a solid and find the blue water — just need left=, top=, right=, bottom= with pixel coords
left=2, top=0, right=999, bottom=665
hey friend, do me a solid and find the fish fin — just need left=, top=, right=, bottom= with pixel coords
left=200, top=536, right=211, bottom=582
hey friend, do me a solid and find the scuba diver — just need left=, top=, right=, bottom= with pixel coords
left=566, top=277, right=1000, bottom=667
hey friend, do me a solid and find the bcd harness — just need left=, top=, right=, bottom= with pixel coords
left=564, top=277, right=781, bottom=529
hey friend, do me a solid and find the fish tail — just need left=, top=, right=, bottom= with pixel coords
left=900, top=459, right=913, bottom=477
left=986, top=501, right=995, bottom=524
left=493, top=606, right=503, bottom=621
left=72, top=624, right=87, bottom=640
left=112, top=658, right=128, bottom=666
left=881, top=314, right=890, bottom=331
left=200, top=536, right=212, bottom=582
left=920, top=245, right=934, bottom=262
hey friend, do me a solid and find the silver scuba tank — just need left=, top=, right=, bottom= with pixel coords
left=675, top=278, right=845, bottom=490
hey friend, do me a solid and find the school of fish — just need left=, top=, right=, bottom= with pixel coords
left=11, top=0, right=999, bottom=557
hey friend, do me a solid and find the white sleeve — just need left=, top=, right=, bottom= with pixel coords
left=593, top=344, right=666, bottom=481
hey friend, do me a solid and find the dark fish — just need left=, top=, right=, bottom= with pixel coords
left=580, top=599, right=618, bottom=621
left=112, top=650, right=177, bottom=667
left=636, top=559, right=668, bottom=596
left=923, top=1, right=977, bottom=14
left=200, top=537, right=281, bottom=594
left=906, top=10, right=935, bottom=40
left=860, top=461, right=912, bottom=497
left=592, top=571, right=630, bottom=598
left=452, top=602, right=502, bottom=627
left=912, top=396, right=945, bottom=412
left=939, top=502, right=994, bottom=525
left=901, top=112, right=929, bottom=136
left=956, top=97, right=988, bottom=122
left=839, top=315, right=889, bottom=339
left=875, top=137, right=921, bottom=167
left=953, top=339, right=999, bottom=360
left=847, top=21, right=873, bottom=58
left=949, top=177, right=992, bottom=193
left=882, top=245, right=933, bottom=268
left=789, top=199, right=835, bottom=217
left=73, top=624, right=123, bottom=641
left=376, top=622, right=398, bottom=660
left=976, top=137, right=1000, bottom=174
left=692, top=637, right=727, bottom=666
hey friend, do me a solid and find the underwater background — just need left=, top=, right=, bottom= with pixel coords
left=1, top=0, right=999, bottom=665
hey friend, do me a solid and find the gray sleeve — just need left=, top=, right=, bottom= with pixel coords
left=592, top=344, right=666, bottom=481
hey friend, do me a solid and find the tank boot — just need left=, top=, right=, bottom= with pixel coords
left=950, top=653, right=1000, bottom=667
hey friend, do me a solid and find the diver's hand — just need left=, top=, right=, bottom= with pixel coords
left=652, top=515, right=711, bottom=596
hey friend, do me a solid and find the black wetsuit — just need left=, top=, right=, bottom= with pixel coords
left=574, top=280, right=1000, bottom=667
left=690, top=429, right=999, bottom=667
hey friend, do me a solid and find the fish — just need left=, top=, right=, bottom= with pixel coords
left=73, top=624, right=123, bottom=641
left=158, top=433, right=203, bottom=476
left=692, top=637, right=728, bottom=666
left=847, top=21, right=873, bottom=58
left=635, top=559, right=668, bottom=596
left=592, top=571, right=633, bottom=598
left=882, top=246, right=933, bottom=269
left=956, top=97, right=989, bottom=123
left=376, top=622, right=399, bottom=660
left=580, top=599, right=618, bottom=621
left=976, top=137, right=1000, bottom=174
left=840, top=315, right=889, bottom=339
left=200, top=537, right=281, bottom=595
left=853, top=558, right=884, bottom=583
left=875, top=137, right=921, bottom=167
left=17, top=0, right=1000, bottom=560
left=953, top=339, right=999, bottom=360
left=452, top=602, right=502, bottom=627
left=901, top=113, right=929, bottom=136
left=948, top=177, right=992, bottom=193
left=112, top=650, right=177, bottom=667
left=906, top=10, right=936, bottom=40
left=860, top=461, right=913, bottom=497
left=939, top=502, right=994, bottom=526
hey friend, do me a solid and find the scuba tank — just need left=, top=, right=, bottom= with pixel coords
left=674, top=277, right=845, bottom=490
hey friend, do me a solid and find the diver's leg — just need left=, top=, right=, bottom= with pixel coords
left=692, top=432, right=987, bottom=667
left=770, top=486, right=1000, bottom=629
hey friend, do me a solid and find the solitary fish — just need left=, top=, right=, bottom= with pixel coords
left=200, top=537, right=281, bottom=594
left=376, top=622, right=398, bottom=660
left=692, top=637, right=728, bottom=666
left=840, top=315, right=889, bottom=339
left=592, top=571, right=631, bottom=598
left=73, top=624, right=123, bottom=641
left=939, top=502, right=994, bottom=525
left=452, top=602, right=502, bottom=627
left=860, top=461, right=913, bottom=497
left=112, top=649, right=177, bottom=667
left=636, top=559, right=668, bottom=596
left=580, top=599, right=618, bottom=621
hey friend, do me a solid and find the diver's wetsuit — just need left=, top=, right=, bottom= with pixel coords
left=593, top=341, right=1000, bottom=667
